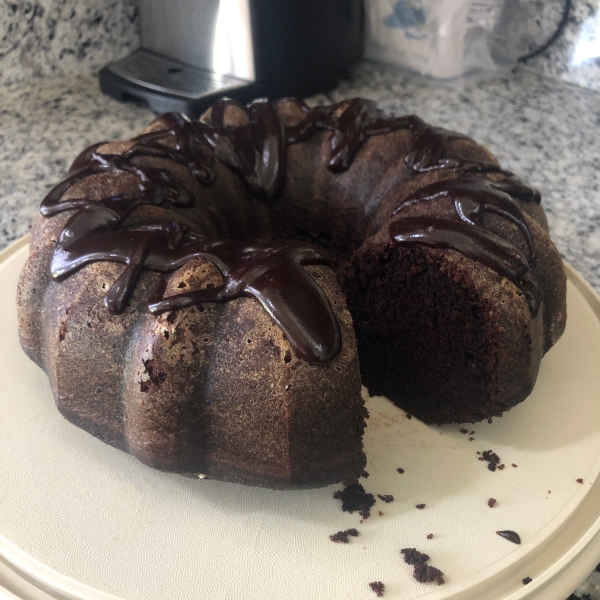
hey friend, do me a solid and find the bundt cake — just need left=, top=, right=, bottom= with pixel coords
left=16, top=97, right=566, bottom=488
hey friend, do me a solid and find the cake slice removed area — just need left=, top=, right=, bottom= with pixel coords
left=342, top=240, right=544, bottom=424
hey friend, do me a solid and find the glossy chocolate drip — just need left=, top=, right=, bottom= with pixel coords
left=283, top=98, right=416, bottom=172
left=41, top=112, right=214, bottom=218
left=394, top=178, right=537, bottom=261
left=402, top=116, right=510, bottom=176
left=40, top=108, right=342, bottom=363
left=496, top=530, right=521, bottom=544
left=147, top=242, right=341, bottom=364
left=283, top=98, right=379, bottom=172
left=389, top=217, right=542, bottom=316
left=285, top=104, right=510, bottom=178
left=201, top=98, right=285, bottom=198
left=53, top=213, right=341, bottom=364
left=41, top=96, right=544, bottom=365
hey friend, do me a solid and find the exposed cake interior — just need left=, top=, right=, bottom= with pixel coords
left=342, top=244, right=507, bottom=423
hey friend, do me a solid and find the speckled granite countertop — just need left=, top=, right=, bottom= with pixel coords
left=1, top=62, right=599, bottom=599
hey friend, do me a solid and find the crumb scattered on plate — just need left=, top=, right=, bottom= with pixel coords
left=479, top=450, right=501, bottom=471
left=401, top=548, right=445, bottom=585
left=413, top=563, right=445, bottom=585
left=401, top=548, right=429, bottom=566
left=369, top=581, right=385, bottom=596
left=329, top=528, right=359, bottom=543
left=488, top=498, right=497, bottom=508
left=334, top=483, right=376, bottom=519
left=377, top=494, right=394, bottom=503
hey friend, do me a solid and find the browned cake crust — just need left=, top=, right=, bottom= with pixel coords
left=17, top=97, right=566, bottom=486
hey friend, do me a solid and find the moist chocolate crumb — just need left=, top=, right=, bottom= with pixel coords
left=460, top=428, right=468, bottom=434
left=577, top=478, right=584, bottom=484
left=401, top=548, right=445, bottom=585
left=397, top=468, right=405, bottom=474
left=488, top=498, right=497, bottom=508
left=401, top=548, right=429, bottom=565
left=377, top=494, right=394, bottom=503
left=379, top=511, right=383, bottom=516
left=334, top=482, right=376, bottom=519
left=469, top=437, right=475, bottom=441
left=496, top=530, right=521, bottom=544
left=479, top=450, right=501, bottom=471
left=498, top=464, right=505, bottom=470
left=406, top=413, right=413, bottom=419
left=416, top=503, right=426, bottom=509
left=476, top=451, right=481, bottom=455
left=470, top=430, right=475, bottom=435
left=523, top=577, right=532, bottom=585
left=427, top=533, right=433, bottom=539
left=512, top=463, right=518, bottom=468
left=362, top=470, right=370, bottom=478
left=369, top=581, right=385, bottom=596
left=413, top=563, right=445, bottom=585
left=329, top=528, right=359, bottom=543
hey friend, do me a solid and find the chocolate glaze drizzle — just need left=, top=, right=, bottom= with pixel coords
left=393, top=178, right=538, bottom=261
left=41, top=108, right=351, bottom=364
left=201, top=98, right=285, bottom=198
left=390, top=176, right=543, bottom=316
left=41, top=97, right=544, bottom=364
left=390, top=131, right=543, bottom=316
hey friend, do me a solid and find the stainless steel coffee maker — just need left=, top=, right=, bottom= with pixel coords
left=100, top=0, right=364, bottom=117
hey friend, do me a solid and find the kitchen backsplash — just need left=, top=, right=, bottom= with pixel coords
left=0, top=0, right=141, bottom=86
left=0, top=0, right=599, bottom=92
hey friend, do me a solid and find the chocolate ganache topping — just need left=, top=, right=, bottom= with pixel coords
left=41, top=97, right=544, bottom=364
left=390, top=177, right=543, bottom=316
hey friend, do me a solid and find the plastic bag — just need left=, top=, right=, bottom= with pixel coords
left=364, top=0, right=509, bottom=81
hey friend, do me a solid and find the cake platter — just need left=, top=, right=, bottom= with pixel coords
left=1, top=236, right=600, bottom=600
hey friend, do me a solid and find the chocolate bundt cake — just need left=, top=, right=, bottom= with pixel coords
left=17, top=97, right=566, bottom=488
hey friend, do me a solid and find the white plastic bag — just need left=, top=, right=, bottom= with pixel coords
left=365, top=0, right=505, bottom=80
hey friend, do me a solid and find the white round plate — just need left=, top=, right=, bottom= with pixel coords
left=1, top=237, right=600, bottom=600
